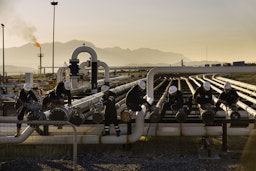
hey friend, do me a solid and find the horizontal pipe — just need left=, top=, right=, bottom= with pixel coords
left=19, top=122, right=254, bottom=144
left=0, top=126, right=35, bottom=144
left=20, top=106, right=147, bottom=144
left=202, top=77, right=256, bottom=117
left=216, top=76, right=256, bottom=92
left=146, top=66, right=256, bottom=104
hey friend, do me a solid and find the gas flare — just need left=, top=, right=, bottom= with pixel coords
left=34, top=42, right=41, bottom=48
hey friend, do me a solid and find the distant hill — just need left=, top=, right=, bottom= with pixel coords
left=0, top=65, right=37, bottom=75
left=1, top=40, right=223, bottom=74
left=3, top=40, right=190, bottom=67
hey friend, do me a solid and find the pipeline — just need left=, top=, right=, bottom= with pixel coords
left=20, top=105, right=148, bottom=145
left=215, top=75, right=256, bottom=93
left=56, top=78, right=146, bottom=126
left=98, top=60, right=110, bottom=84
left=146, top=66, right=256, bottom=105
left=149, top=80, right=172, bottom=122
left=185, top=77, right=215, bottom=125
left=197, top=76, right=255, bottom=127
left=210, top=76, right=256, bottom=105
left=0, top=126, right=35, bottom=144
left=202, top=76, right=256, bottom=118
left=70, top=46, right=98, bottom=93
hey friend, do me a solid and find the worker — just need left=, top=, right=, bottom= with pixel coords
left=161, top=85, right=184, bottom=115
left=187, top=81, right=213, bottom=113
left=14, top=83, right=39, bottom=137
left=42, top=81, right=72, bottom=110
left=100, top=85, right=121, bottom=136
left=125, top=80, right=150, bottom=112
left=215, top=81, right=240, bottom=112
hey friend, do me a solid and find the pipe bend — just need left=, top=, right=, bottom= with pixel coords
left=71, top=46, right=97, bottom=62
left=0, top=126, right=35, bottom=144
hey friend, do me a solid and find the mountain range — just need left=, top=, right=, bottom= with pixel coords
left=1, top=40, right=221, bottom=74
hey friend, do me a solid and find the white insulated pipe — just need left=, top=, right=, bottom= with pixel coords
left=146, top=66, right=256, bottom=105
left=201, top=77, right=256, bottom=118
left=98, top=60, right=110, bottom=84
left=214, top=79, right=256, bottom=98
left=78, top=60, right=110, bottom=86
left=56, top=67, right=70, bottom=83
left=210, top=77, right=256, bottom=105
left=144, top=123, right=253, bottom=136
left=0, top=126, right=35, bottom=144
left=216, top=76, right=256, bottom=92
left=71, top=46, right=97, bottom=62
left=185, top=77, right=215, bottom=124
left=70, top=46, right=98, bottom=93
left=148, top=79, right=172, bottom=122
left=21, top=106, right=147, bottom=144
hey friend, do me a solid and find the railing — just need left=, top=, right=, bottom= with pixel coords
left=0, top=120, right=78, bottom=171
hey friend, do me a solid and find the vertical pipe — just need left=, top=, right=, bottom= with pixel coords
left=1, top=24, right=5, bottom=83
left=91, top=61, right=98, bottom=93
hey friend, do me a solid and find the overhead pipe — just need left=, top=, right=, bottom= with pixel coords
left=70, top=46, right=98, bottom=93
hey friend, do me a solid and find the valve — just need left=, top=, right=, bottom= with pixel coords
left=69, top=59, right=80, bottom=76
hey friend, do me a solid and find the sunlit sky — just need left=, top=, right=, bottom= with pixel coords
left=1, top=0, right=256, bottom=63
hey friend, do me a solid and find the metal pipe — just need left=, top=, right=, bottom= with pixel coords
left=21, top=106, right=147, bottom=144
left=202, top=77, right=256, bottom=117
left=146, top=66, right=256, bottom=104
left=213, top=77, right=256, bottom=98
left=56, top=79, right=145, bottom=125
left=70, top=46, right=98, bottom=93
left=98, top=60, right=110, bottom=84
left=216, top=76, right=256, bottom=92
left=211, top=77, right=256, bottom=106
left=0, top=126, right=34, bottom=143
left=149, top=80, right=172, bottom=122
left=185, top=77, right=215, bottom=124
left=56, top=67, right=70, bottom=83
left=18, top=121, right=254, bottom=145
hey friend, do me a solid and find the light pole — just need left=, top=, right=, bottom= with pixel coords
left=51, top=1, right=58, bottom=78
left=1, top=24, right=4, bottom=83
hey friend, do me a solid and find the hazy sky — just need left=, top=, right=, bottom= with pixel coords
left=1, top=0, right=256, bottom=63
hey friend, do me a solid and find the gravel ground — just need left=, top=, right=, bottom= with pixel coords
left=0, top=136, right=251, bottom=171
